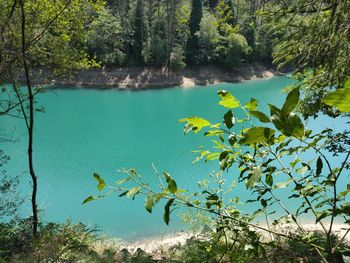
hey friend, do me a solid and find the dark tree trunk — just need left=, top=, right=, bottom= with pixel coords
left=20, top=0, right=38, bottom=237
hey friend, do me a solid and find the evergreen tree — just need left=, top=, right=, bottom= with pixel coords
left=185, top=0, right=203, bottom=65
left=133, top=0, right=145, bottom=64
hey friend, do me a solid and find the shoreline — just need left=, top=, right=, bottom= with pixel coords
left=25, top=64, right=282, bottom=90
left=94, top=222, right=350, bottom=257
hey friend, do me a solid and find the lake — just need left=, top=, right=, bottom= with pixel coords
left=0, top=76, right=347, bottom=240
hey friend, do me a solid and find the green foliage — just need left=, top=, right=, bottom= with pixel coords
left=0, top=151, right=23, bottom=221
left=217, top=89, right=240, bottom=108
left=0, top=220, right=117, bottom=262
left=0, top=0, right=104, bottom=75
left=170, top=45, right=186, bottom=71
left=143, top=36, right=168, bottom=67
left=270, top=0, right=350, bottom=117
left=168, top=225, right=265, bottom=263
left=87, top=86, right=350, bottom=261
left=178, top=116, right=211, bottom=134
left=220, top=33, right=250, bottom=68
left=27, top=0, right=104, bottom=72
left=322, top=88, right=350, bottom=113
left=87, top=8, right=127, bottom=66
left=216, top=0, right=236, bottom=35
left=197, top=10, right=220, bottom=63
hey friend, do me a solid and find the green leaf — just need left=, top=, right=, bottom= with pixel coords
left=261, top=199, right=267, bottom=207
left=245, top=98, right=258, bottom=111
left=249, top=111, right=271, bottom=123
left=269, top=104, right=304, bottom=138
left=204, top=130, right=225, bottom=136
left=340, top=184, right=350, bottom=197
left=164, top=173, right=177, bottom=194
left=322, top=88, right=350, bottom=113
left=217, top=90, right=240, bottom=108
left=316, top=157, right=323, bottom=176
left=246, top=167, right=262, bottom=189
left=316, top=210, right=330, bottom=223
left=266, top=174, right=273, bottom=187
left=82, top=196, right=97, bottom=204
left=179, top=116, right=211, bottom=133
left=240, top=127, right=275, bottom=145
left=93, top=173, right=106, bottom=191
left=164, top=198, right=175, bottom=225
left=223, top=110, right=235, bottom=129
left=282, top=88, right=300, bottom=115
left=145, top=195, right=155, bottom=214
left=126, top=186, right=142, bottom=199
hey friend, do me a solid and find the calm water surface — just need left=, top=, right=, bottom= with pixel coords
left=1, top=77, right=347, bottom=240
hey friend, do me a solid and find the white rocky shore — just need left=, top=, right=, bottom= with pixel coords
left=92, top=222, right=350, bottom=260
left=19, top=64, right=281, bottom=89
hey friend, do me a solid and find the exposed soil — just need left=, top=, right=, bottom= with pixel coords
left=26, top=64, right=281, bottom=90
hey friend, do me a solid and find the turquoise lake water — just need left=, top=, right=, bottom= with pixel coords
left=0, top=77, right=347, bottom=240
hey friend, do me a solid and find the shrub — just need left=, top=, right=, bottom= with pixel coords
left=143, top=36, right=168, bottom=67
left=170, top=46, right=186, bottom=71
left=0, top=220, right=118, bottom=262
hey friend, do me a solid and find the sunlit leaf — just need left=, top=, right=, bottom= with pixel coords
left=164, top=172, right=177, bottom=194
left=179, top=116, right=211, bottom=133
left=204, top=130, right=225, bottom=136
left=240, top=127, right=275, bottom=145
left=93, top=173, right=106, bottom=191
left=322, top=88, right=350, bottom=113
left=249, top=111, right=270, bottom=123
left=217, top=90, right=240, bottom=108
left=145, top=195, right=155, bottom=213
left=245, top=98, right=258, bottom=111
left=246, top=167, right=262, bottom=189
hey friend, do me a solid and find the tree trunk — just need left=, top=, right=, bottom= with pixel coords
left=20, top=0, right=38, bottom=237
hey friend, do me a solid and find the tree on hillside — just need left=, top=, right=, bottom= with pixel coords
left=185, top=0, right=202, bottom=65
left=87, top=8, right=126, bottom=66
left=133, top=0, right=145, bottom=65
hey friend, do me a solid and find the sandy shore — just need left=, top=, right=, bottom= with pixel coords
left=24, top=64, right=281, bottom=90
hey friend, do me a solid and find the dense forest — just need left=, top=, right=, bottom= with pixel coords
left=87, top=0, right=273, bottom=69
left=0, top=0, right=277, bottom=74
left=1, top=0, right=350, bottom=262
